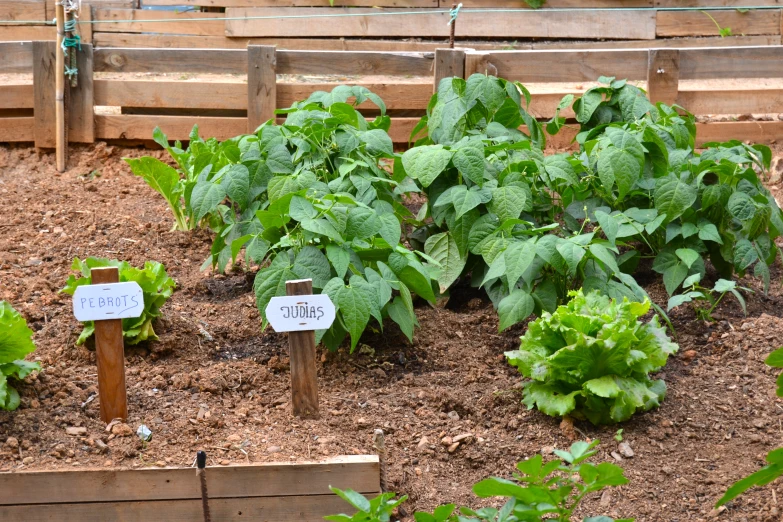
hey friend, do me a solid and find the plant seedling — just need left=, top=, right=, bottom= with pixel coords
left=666, top=274, right=752, bottom=321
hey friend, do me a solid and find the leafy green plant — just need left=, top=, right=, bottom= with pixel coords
left=327, top=441, right=632, bottom=522
left=60, top=258, right=176, bottom=345
left=325, top=487, right=407, bottom=522
left=505, top=289, right=678, bottom=425
left=701, top=11, right=733, bottom=37
left=552, top=78, right=782, bottom=301
left=716, top=347, right=783, bottom=506
left=401, top=74, right=646, bottom=331
left=666, top=275, right=752, bottom=321
left=0, top=302, right=40, bottom=411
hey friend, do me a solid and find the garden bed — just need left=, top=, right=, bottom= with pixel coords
left=1, top=142, right=783, bottom=521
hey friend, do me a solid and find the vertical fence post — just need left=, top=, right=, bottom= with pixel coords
left=285, top=279, right=319, bottom=419
left=91, top=267, right=129, bottom=423
left=647, top=49, right=680, bottom=106
left=433, top=48, right=465, bottom=93
left=464, top=50, right=495, bottom=78
left=69, top=43, right=94, bottom=144
left=80, top=3, right=94, bottom=45
left=247, top=45, right=277, bottom=134
left=33, top=41, right=57, bottom=150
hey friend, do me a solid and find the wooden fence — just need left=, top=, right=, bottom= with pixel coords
left=2, top=1, right=783, bottom=51
left=3, top=43, right=783, bottom=151
left=0, top=455, right=380, bottom=521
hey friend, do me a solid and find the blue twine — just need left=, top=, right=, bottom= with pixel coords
left=448, top=3, right=462, bottom=26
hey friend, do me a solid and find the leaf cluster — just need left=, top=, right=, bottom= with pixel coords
left=0, top=301, right=40, bottom=411
left=60, top=257, right=176, bottom=345
left=505, top=289, right=678, bottom=424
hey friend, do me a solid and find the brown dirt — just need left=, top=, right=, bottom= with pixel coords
left=2, top=142, right=783, bottom=522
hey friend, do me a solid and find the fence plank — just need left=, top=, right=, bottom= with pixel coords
left=225, top=7, right=656, bottom=39
left=454, top=0, right=652, bottom=5
left=81, top=3, right=93, bottom=44
left=0, top=26, right=54, bottom=43
left=33, top=40, right=56, bottom=148
left=679, top=46, right=783, bottom=80
left=69, top=44, right=94, bottom=143
left=655, top=0, right=782, bottom=7
left=647, top=49, right=680, bottom=105
left=94, top=48, right=247, bottom=73
left=0, top=117, right=35, bottom=142
left=0, top=42, right=34, bottom=73
left=146, top=0, right=436, bottom=5
left=0, top=0, right=46, bottom=21
left=657, top=10, right=782, bottom=37
left=247, top=45, right=277, bottom=133
left=433, top=48, right=465, bottom=93
left=276, top=50, right=434, bottom=76
left=0, top=494, right=352, bottom=522
left=0, top=85, right=34, bottom=109
left=93, top=8, right=226, bottom=36
left=678, top=88, right=783, bottom=116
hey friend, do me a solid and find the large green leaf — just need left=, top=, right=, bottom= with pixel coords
left=654, top=176, right=697, bottom=223
left=497, top=290, right=534, bottom=332
left=490, top=185, right=529, bottom=222
left=401, top=145, right=453, bottom=187
left=191, top=180, right=226, bottom=222
left=424, top=232, right=466, bottom=293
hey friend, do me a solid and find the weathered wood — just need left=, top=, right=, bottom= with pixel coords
left=47, top=0, right=136, bottom=19
left=33, top=40, right=56, bottom=149
left=472, top=49, right=649, bottom=83
left=69, top=44, right=94, bottom=143
left=657, top=9, right=782, bottom=37
left=80, top=3, right=93, bottom=44
left=0, top=25, right=55, bottom=42
left=0, top=42, right=34, bottom=73
left=464, top=51, right=493, bottom=77
left=695, top=121, right=783, bottom=144
left=90, top=267, right=128, bottom=423
left=285, top=279, right=319, bottom=419
left=0, top=117, right=35, bottom=142
left=0, top=456, right=379, bottom=505
left=678, top=88, right=783, bottom=116
left=92, top=32, right=782, bottom=51
left=94, top=48, right=247, bottom=74
left=93, top=8, right=225, bottom=36
left=276, top=50, right=434, bottom=76
left=225, top=7, right=656, bottom=39
left=647, top=48, right=680, bottom=105
left=0, top=0, right=46, bottom=21
left=146, top=0, right=435, bottom=5
left=247, top=45, right=276, bottom=133
left=0, top=85, right=34, bottom=109
left=656, top=0, right=782, bottom=5
left=0, top=494, right=352, bottom=522
left=433, top=48, right=465, bottom=93
left=454, top=0, right=652, bottom=5
left=679, top=46, right=783, bottom=80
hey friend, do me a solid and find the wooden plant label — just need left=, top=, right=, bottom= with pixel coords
left=265, top=279, right=334, bottom=419
left=72, top=281, right=144, bottom=321
left=265, top=294, right=335, bottom=333
left=73, top=267, right=137, bottom=423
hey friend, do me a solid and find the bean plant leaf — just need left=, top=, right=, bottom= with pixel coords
left=401, top=145, right=453, bottom=187
left=498, top=290, right=535, bottom=332
left=424, top=232, right=466, bottom=294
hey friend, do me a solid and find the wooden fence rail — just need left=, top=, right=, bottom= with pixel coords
left=3, top=43, right=783, bottom=152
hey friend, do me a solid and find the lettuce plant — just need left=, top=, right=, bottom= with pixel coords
left=0, top=301, right=40, bottom=411
left=505, top=289, right=678, bottom=425
left=61, top=258, right=176, bottom=345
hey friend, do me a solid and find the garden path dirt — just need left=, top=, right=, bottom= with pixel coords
left=2, top=143, right=783, bottom=521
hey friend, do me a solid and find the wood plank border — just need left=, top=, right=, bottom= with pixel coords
left=93, top=8, right=226, bottom=36
left=0, top=0, right=46, bottom=21
left=225, top=7, right=656, bottom=40
left=0, top=117, right=35, bottom=142
left=0, top=41, right=35, bottom=73
left=32, top=40, right=56, bottom=148
left=146, top=0, right=436, bottom=5
left=0, top=85, right=34, bottom=109
left=657, top=9, right=782, bottom=37
left=94, top=48, right=247, bottom=74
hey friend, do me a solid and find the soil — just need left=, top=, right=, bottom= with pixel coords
left=2, top=142, right=783, bottom=522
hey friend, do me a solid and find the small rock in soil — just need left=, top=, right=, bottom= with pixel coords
left=94, top=439, right=108, bottom=453
left=22, top=456, right=34, bottom=465
left=267, top=445, right=281, bottom=454
left=611, top=451, right=624, bottom=462
left=541, top=446, right=554, bottom=455
left=441, top=436, right=453, bottom=447
left=111, top=423, right=133, bottom=437
left=452, top=433, right=473, bottom=444
left=5, top=437, right=19, bottom=449
left=220, top=460, right=230, bottom=466
left=618, top=442, right=634, bottom=458
left=681, top=350, right=697, bottom=364
left=447, top=411, right=460, bottom=421
left=65, top=427, right=87, bottom=436
left=447, top=442, right=460, bottom=453
left=417, top=436, right=429, bottom=450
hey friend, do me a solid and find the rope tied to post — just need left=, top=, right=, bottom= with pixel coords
left=448, top=2, right=462, bottom=26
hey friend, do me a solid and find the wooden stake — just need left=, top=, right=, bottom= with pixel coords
left=285, top=279, right=319, bottom=419
left=449, top=3, right=456, bottom=49
left=55, top=0, right=66, bottom=172
left=91, top=267, right=128, bottom=423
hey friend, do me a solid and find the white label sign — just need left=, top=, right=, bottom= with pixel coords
left=73, top=282, right=144, bottom=322
left=265, top=294, right=336, bottom=333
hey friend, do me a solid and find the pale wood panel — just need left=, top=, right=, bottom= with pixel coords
left=247, top=44, right=276, bottom=132
left=276, top=50, right=434, bottom=76
left=647, top=48, right=680, bottom=105
left=695, top=121, right=783, bottom=144
left=1, top=457, right=379, bottom=505
left=225, top=7, right=656, bottom=39
left=656, top=0, right=782, bottom=6
left=32, top=40, right=56, bottom=148
left=96, top=114, right=417, bottom=142
left=0, top=494, right=351, bottom=522
left=679, top=46, right=783, bottom=80
left=46, top=0, right=135, bottom=19
left=0, top=42, right=34, bottom=73
left=92, top=33, right=782, bottom=51
left=0, top=25, right=55, bottom=41
left=678, top=88, right=783, bottom=115
left=94, top=48, right=247, bottom=73
left=69, top=44, right=94, bottom=143
left=0, top=0, right=45, bottom=21
left=471, top=49, right=649, bottom=83
left=657, top=10, right=782, bottom=37
left=93, top=8, right=226, bottom=36
left=146, top=0, right=436, bottom=5
left=434, top=48, right=465, bottom=93
left=0, top=117, right=35, bottom=142
left=0, top=84, right=34, bottom=109
left=450, top=0, right=652, bottom=5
